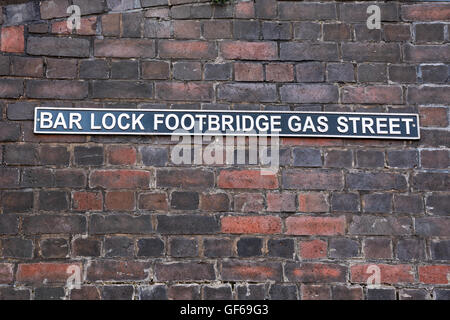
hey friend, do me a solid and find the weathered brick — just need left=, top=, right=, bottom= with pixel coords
left=137, top=238, right=164, bottom=257
left=204, top=63, right=232, bottom=81
left=142, top=61, right=170, bottom=80
left=16, top=262, right=80, bottom=285
left=221, top=216, right=281, bottom=235
left=204, top=238, right=232, bottom=258
left=262, top=22, right=291, bottom=40
left=412, top=172, right=449, bottom=192
left=222, top=261, right=282, bottom=282
left=1, top=26, right=24, bottom=53
left=397, top=239, right=426, bottom=261
left=105, top=191, right=135, bottom=211
left=95, top=39, right=155, bottom=58
left=363, top=238, right=393, bottom=259
left=421, top=65, right=448, bottom=83
left=266, top=192, right=296, bottom=212
left=73, top=238, right=101, bottom=257
left=0, top=122, right=21, bottom=141
left=40, top=238, right=69, bottom=259
left=415, top=217, right=450, bottom=237
left=0, top=79, right=23, bottom=98
left=26, top=80, right=88, bottom=99
left=108, top=145, right=136, bottom=165
left=286, top=216, right=345, bottom=236
left=74, top=146, right=104, bottom=166
left=90, top=214, right=152, bottom=235
left=279, top=2, right=336, bottom=20
left=88, top=260, right=150, bottom=281
left=286, top=263, right=346, bottom=283
left=293, top=22, right=320, bottom=41
left=347, top=172, right=407, bottom=191
left=266, top=63, right=294, bottom=82
left=349, top=216, right=412, bottom=236
left=401, top=4, right=450, bottom=22
left=342, top=43, right=401, bottom=63
left=200, top=193, right=230, bottom=212
left=404, top=44, right=450, bottom=63
left=171, top=191, right=199, bottom=210
left=218, top=169, right=278, bottom=189
left=39, top=190, right=69, bottom=212
left=159, top=40, right=215, bottom=59
left=0, top=215, right=19, bottom=235
left=157, top=168, right=213, bottom=189
left=173, top=62, right=202, bottom=80
left=351, top=264, right=414, bottom=284
left=426, top=194, right=449, bottom=216
left=418, top=265, right=450, bottom=284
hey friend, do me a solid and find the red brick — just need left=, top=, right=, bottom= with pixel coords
left=72, top=191, right=103, bottom=211
left=16, top=262, right=82, bottom=285
left=105, top=191, right=135, bottom=211
left=299, top=240, right=327, bottom=259
left=107, top=145, right=136, bottom=165
left=222, top=261, right=282, bottom=281
left=159, top=40, right=216, bottom=59
left=265, top=63, right=294, bottom=82
left=298, top=193, right=329, bottom=213
left=419, top=107, right=449, bottom=127
left=218, top=169, right=278, bottom=189
left=174, top=20, right=201, bottom=39
left=138, top=192, right=168, bottom=211
left=281, top=137, right=344, bottom=147
left=1, top=26, right=24, bottom=53
left=234, top=63, right=264, bottom=82
left=351, top=264, right=414, bottom=284
left=401, top=4, right=450, bottom=21
left=419, top=265, right=450, bottom=284
left=286, top=216, right=346, bottom=236
left=267, top=192, right=296, bottom=212
left=286, top=263, right=347, bottom=283
left=234, top=193, right=265, bottom=213
left=142, top=61, right=170, bottom=80
left=342, top=86, right=403, bottom=104
left=220, top=41, right=277, bottom=60
left=221, top=216, right=282, bottom=234
left=0, top=263, right=14, bottom=284
left=90, top=170, right=151, bottom=189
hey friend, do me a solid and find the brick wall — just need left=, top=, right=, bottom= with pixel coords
left=0, top=0, right=449, bottom=300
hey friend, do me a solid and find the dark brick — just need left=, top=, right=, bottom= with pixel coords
left=234, top=20, right=260, bottom=40
left=139, top=285, right=168, bottom=300
left=204, top=63, right=232, bottom=81
left=170, top=238, right=198, bottom=257
left=426, top=194, right=449, bottom=216
left=363, top=193, right=392, bottom=213
left=323, top=23, right=352, bottom=41
left=0, top=215, right=19, bottom=235
left=167, top=285, right=201, bottom=300
left=203, top=21, right=232, bottom=39
left=281, top=43, right=338, bottom=61
left=331, top=193, right=360, bottom=212
left=35, top=287, right=65, bottom=300
left=27, top=37, right=90, bottom=57
left=92, top=81, right=153, bottom=99
left=0, top=56, right=10, bottom=75
left=0, top=79, right=23, bottom=98
left=173, top=62, right=202, bottom=81
left=7, top=102, right=35, bottom=120
left=73, top=0, right=106, bottom=15
left=431, top=240, right=450, bottom=261
left=262, top=22, right=291, bottom=40
left=111, top=61, right=138, bottom=79
left=367, top=288, right=396, bottom=300
left=389, top=65, right=416, bottom=83
left=40, top=238, right=68, bottom=259
left=329, top=238, right=359, bottom=258
left=387, top=150, right=418, bottom=168
left=343, top=43, right=400, bottom=63
left=105, top=237, right=134, bottom=257
left=80, top=60, right=109, bottom=79
left=435, top=289, right=450, bottom=300
left=11, top=57, right=43, bottom=77
left=203, top=285, right=232, bottom=300
left=397, top=238, right=426, bottom=261
left=142, top=61, right=170, bottom=80
left=421, top=65, right=448, bottom=83
left=279, top=2, right=336, bottom=20
left=137, top=238, right=164, bottom=257
left=23, top=215, right=86, bottom=235
left=155, top=262, right=215, bottom=281
left=4, top=2, right=40, bottom=25
left=156, top=215, right=220, bottom=235
left=38, top=191, right=68, bottom=212
left=332, top=286, right=363, bottom=300
left=416, top=217, right=450, bottom=237
left=46, top=58, right=77, bottom=79
left=357, top=63, right=387, bottom=82
left=268, top=238, right=294, bottom=259
left=90, top=214, right=152, bottom=235
left=0, top=123, right=21, bottom=142
left=237, top=237, right=263, bottom=257
left=40, top=0, right=70, bottom=19
left=1, top=238, right=33, bottom=258
left=26, top=80, right=88, bottom=100
left=349, top=216, right=412, bottom=236
left=0, top=287, right=30, bottom=300
left=347, top=172, right=407, bottom=191
left=73, top=238, right=101, bottom=257
left=203, top=238, right=232, bottom=258
left=2, top=191, right=33, bottom=213
left=324, top=150, right=353, bottom=168
left=269, top=284, right=298, bottom=300
left=399, top=289, right=430, bottom=300
left=292, top=148, right=322, bottom=167
left=122, top=12, right=143, bottom=38
left=102, top=286, right=134, bottom=300
left=393, top=194, right=424, bottom=214
left=415, top=24, right=445, bottom=43
left=171, top=191, right=199, bottom=210
left=55, top=170, right=87, bottom=188
left=74, top=146, right=104, bottom=166
left=157, top=169, right=214, bottom=189
left=236, top=284, right=266, bottom=300
left=363, top=238, right=393, bottom=259
left=327, top=63, right=355, bottom=82
left=356, top=150, right=385, bottom=168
